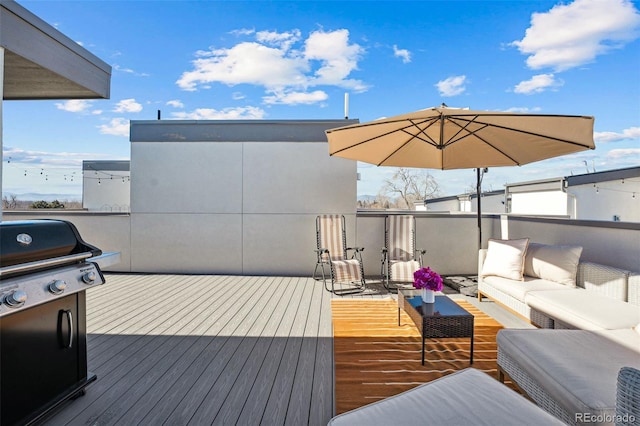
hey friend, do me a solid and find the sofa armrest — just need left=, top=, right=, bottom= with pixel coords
left=577, top=262, right=630, bottom=302
left=478, top=249, right=488, bottom=287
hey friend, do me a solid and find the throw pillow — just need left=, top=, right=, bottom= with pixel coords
left=524, top=243, right=583, bottom=287
left=481, top=238, right=530, bottom=281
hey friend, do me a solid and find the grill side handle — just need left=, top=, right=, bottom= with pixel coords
left=0, top=253, right=92, bottom=278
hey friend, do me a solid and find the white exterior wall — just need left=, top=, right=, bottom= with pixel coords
left=504, top=216, right=638, bottom=272
left=471, top=193, right=505, bottom=213
left=426, top=193, right=505, bottom=213
left=4, top=209, right=638, bottom=275
left=356, top=213, right=498, bottom=276
left=425, top=198, right=459, bottom=212
left=129, top=121, right=357, bottom=275
left=83, top=170, right=130, bottom=212
left=569, top=182, right=640, bottom=222
left=510, top=191, right=569, bottom=216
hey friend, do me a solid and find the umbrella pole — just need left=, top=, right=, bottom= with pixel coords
left=477, top=168, right=482, bottom=251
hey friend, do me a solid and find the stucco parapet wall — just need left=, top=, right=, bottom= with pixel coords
left=130, top=119, right=359, bottom=143
left=83, top=160, right=130, bottom=171
left=506, top=215, right=640, bottom=231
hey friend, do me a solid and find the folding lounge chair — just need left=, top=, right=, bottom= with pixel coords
left=313, top=215, right=366, bottom=295
left=381, top=215, right=425, bottom=292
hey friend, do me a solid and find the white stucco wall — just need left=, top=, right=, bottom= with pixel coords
left=83, top=170, right=130, bottom=212
left=129, top=123, right=357, bottom=275
left=569, top=182, right=640, bottom=222
left=510, top=191, right=569, bottom=216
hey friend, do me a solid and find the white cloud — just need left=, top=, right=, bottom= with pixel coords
left=113, top=64, right=150, bottom=77
left=393, top=45, right=411, bottom=63
left=113, top=98, right=143, bottom=113
left=513, top=73, right=563, bottom=94
left=304, top=29, right=367, bottom=91
left=232, top=92, right=245, bottom=100
left=2, top=146, right=105, bottom=167
left=594, top=127, right=640, bottom=142
left=256, top=29, right=301, bottom=50
left=166, top=100, right=184, bottom=108
left=230, top=28, right=255, bottom=37
left=504, top=106, right=543, bottom=113
left=605, top=148, right=640, bottom=159
left=512, top=0, right=640, bottom=71
left=263, top=90, right=328, bottom=105
left=170, top=106, right=266, bottom=120
left=176, top=28, right=367, bottom=100
left=435, top=75, right=467, bottom=97
left=55, top=100, right=93, bottom=113
left=177, top=41, right=309, bottom=91
left=98, top=118, right=130, bottom=137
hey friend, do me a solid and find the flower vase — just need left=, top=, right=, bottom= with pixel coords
left=421, top=288, right=435, bottom=303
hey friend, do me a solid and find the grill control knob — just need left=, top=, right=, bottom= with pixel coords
left=5, top=290, right=27, bottom=307
left=49, top=280, right=67, bottom=295
left=82, top=271, right=97, bottom=284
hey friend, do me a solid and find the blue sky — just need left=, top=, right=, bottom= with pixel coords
left=3, top=0, right=640, bottom=201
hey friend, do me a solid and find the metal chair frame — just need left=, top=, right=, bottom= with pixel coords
left=381, top=215, right=425, bottom=292
left=313, top=215, right=366, bottom=295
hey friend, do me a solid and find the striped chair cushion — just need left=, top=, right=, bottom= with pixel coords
left=390, top=260, right=421, bottom=282
left=318, top=214, right=346, bottom=261
left=333, top=259, right=362, bottom=283
left=388, top=215, right=415, bottom=261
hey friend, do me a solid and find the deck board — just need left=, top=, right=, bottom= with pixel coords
left=44, top=274, right=336, bottom=426
left=42, top=273, right=526, bottom=425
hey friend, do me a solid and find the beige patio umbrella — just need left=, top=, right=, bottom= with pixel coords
left=326, top=105, right=595, bottom=247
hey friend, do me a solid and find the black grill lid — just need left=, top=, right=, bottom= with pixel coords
left=0, top=220, right=102, bottom=268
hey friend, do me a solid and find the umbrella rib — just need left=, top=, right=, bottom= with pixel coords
left=449, top=116, right=594, bottom=149
left=443, top=116, right=522, bottom=164
left=329, top=118, right=439, bottom=157
left=441, top=116, right=594, bottom=165
left=376, top=118, right=442, bottom=165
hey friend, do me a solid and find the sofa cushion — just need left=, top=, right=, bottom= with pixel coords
left=525, top=289, right=640, bottom=330
left=482, top=275, right=567, bottom=302
left=328, top=368, right=565, bottom=426
left=524, top=243, right=582, bottom=287
left=481, top=238, right=529, bottom=281
left=497, top=329, right=640, bottom=424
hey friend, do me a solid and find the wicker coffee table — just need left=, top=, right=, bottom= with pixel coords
left=398, top=289, right=474, bottom=365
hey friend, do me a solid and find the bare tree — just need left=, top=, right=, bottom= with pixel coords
left=380, top=168, right=442, bottom=209
left=2, top=194, right=18, bottom=209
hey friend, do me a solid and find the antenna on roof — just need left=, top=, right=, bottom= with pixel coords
left=157, top=110, right=161, bottom=120
left=344, top=93, right=349, bottom=119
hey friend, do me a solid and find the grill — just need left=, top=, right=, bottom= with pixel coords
left=0, top=219, right=106, bottom=426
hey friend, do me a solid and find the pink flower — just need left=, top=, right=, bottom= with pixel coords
left=413, top=267, right=443, bottom=292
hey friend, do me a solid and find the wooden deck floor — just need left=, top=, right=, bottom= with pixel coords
left=45, top=274, right=336, bottom=426
left=44, top=274, right=530, bottom=426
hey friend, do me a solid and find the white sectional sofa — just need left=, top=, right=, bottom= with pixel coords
left=497, top=328, right=640, bottom=426
left=477, top=238, right=640, bottom=425
left=477, top=240, right=640, bottom=329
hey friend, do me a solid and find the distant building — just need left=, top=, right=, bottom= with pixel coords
left=82, top=160, right=130, bottom=212
left=424, top=190, right=505, bottom=214
left=423, top=166, right=640, bottom=222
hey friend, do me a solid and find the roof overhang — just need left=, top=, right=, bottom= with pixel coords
left=1, top=0, right=111, bottom=100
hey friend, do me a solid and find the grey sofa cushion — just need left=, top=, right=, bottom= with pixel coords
left=482, top=275, right=566, bottom=302
left=526, top=289, right=640, bottom=330
left=328, top=368, right=564, bottom=426
left=497, top=329, right=640, bottom=425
